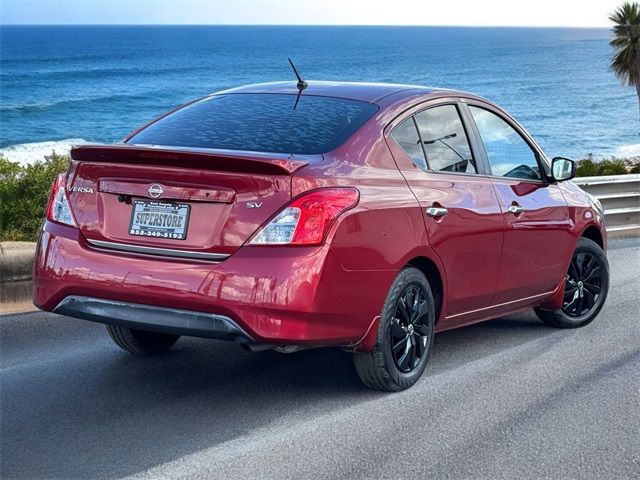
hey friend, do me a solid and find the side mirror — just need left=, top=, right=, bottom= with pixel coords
left=551, top=157, right=576, bottom=182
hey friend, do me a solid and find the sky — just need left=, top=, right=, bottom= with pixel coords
left=0, top=0, right=624, bottom=27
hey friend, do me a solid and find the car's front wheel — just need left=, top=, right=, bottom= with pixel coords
left=107, top=325, right=180, bottom=354
left=353, top=266, right=435, bottom=391
left=535, top=237, right=609, bottom=328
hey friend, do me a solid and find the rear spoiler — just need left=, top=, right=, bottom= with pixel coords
left=70, top=144, right=316, bottom=175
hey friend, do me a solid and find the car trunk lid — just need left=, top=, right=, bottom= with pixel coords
left=67, top=144, right=316, bottom=258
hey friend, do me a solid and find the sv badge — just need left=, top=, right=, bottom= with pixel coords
left=246, top=202, right=263, bottom=209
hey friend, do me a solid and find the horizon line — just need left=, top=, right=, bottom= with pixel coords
left=0, top=23, right=612, bottom=29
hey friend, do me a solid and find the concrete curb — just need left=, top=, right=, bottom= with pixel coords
left=1, top=242, right=36, bottom=304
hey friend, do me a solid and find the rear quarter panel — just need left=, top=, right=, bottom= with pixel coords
left=291, top=115, right=448, bottom=331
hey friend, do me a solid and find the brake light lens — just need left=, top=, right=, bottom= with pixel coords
left=46, top=174, right=77, bottom=227
left=249, top=188, right=359, bottom=246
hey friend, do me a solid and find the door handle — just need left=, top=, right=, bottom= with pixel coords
left=426, top=207, right=448, bottom=217
left=507, top=204, right=525, bottom=215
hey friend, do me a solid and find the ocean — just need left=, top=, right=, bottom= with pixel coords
left=0, top=25, right=638, bottom=165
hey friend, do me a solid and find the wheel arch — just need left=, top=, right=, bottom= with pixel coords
left=580, top=224, right=605, bottom=250
left=407, top=255, right=444, bottom=324
left=538, top=224, right=607, bottom=312
left=352, top=252, right=446, bottom=352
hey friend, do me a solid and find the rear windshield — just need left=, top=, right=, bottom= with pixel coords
left=127, top=93, right=378, bottom=155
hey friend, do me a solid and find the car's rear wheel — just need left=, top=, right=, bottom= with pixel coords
left=535, top=237, right=609, bottom=328
left=106, top=325, right=180, bottom=354
left=353, top=266, right=435, bottom=391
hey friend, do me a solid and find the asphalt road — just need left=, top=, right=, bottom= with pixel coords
left=1, top=239, right=639, bottom=480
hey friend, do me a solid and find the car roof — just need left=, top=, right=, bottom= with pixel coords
left=216, top=81, right=463, bottom=104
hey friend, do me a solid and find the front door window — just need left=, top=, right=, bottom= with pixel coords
left=469, top=106, right=542, bottom=181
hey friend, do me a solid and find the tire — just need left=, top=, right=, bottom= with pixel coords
left=535, top=237, right=609, bottom=328
left=353, top=266, right=436, bottom=391
left=106, top=325, right=180, bottom=354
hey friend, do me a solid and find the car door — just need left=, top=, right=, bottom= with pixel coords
left=386, top=101, right=504, bottom=324
left=464, top=102, right=574, bottom=305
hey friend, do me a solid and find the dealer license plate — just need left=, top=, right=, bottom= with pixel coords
left=129, top=200, right=190, bottom=240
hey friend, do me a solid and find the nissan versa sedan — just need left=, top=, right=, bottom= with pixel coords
left=34, top=81, right=609, bottom=391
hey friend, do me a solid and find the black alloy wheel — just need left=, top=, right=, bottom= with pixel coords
left=389, top=284, right=431, bottom=373
left=562, top=251, right=603, bottom=317
left=353, top=266, right=436, bottom=391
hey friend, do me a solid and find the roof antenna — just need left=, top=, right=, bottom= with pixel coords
left=288, top=57, right=308, bottom=91
left=288, top=58, right=307, bottom=111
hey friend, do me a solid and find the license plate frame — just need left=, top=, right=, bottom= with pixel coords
left=128, top=200, right=191, bottom=240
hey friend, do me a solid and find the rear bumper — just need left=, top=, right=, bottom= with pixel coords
left=54, top=295, right=254, bottom=342
left=34, top=221, right=392, bottom=347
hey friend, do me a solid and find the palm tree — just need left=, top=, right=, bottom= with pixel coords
left=610, top=2, right=640, bottom=118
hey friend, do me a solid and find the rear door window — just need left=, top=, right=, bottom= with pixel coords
left=391, top=118, right=427, bottom=170
left=128, top=93, right=378, bottom=155
left=413, top=105, right=477, bottom=174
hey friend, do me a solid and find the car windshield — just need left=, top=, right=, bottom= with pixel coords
left=127, top=93, right=378, bottom=155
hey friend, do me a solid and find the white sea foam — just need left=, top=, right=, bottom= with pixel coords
left=613, top=143, right=640, bottom=158
left=0, top=139, right=88, bottom=166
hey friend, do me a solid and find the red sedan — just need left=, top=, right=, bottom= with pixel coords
left=34, top=81, right=609, bottom=391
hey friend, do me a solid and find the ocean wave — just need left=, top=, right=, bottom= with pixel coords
left=1, top=51, right=129, bottom=65
left=0, top=66, right=203, bottom=83
left=0, top=101, right=58, bottom=112
left=0, top=92, right=159, bottom=113
left=613, top=144, right=640, bottom=158
left=0, top=139, right=88, bottom=166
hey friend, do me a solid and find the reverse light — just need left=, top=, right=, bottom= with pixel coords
left=46, top=174, right=77, bottom=227
left=249, top=188, right=359, bottom=246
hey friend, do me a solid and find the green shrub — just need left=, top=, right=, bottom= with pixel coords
left=0, top=152, right=69, bottom=241
left=575, top=158, right=599, bottom=177
left=575, top=156, right=638, bottom=177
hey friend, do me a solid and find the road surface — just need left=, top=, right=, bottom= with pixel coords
left=1, top=239, right=639, bottom=479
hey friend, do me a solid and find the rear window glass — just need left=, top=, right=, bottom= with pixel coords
left=127, top=93, right=378, bottom=155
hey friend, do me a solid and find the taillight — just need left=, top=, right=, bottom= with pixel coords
left=249, top=187, right=359, bottom=246
left=46, top=174, right=77, bottom=227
